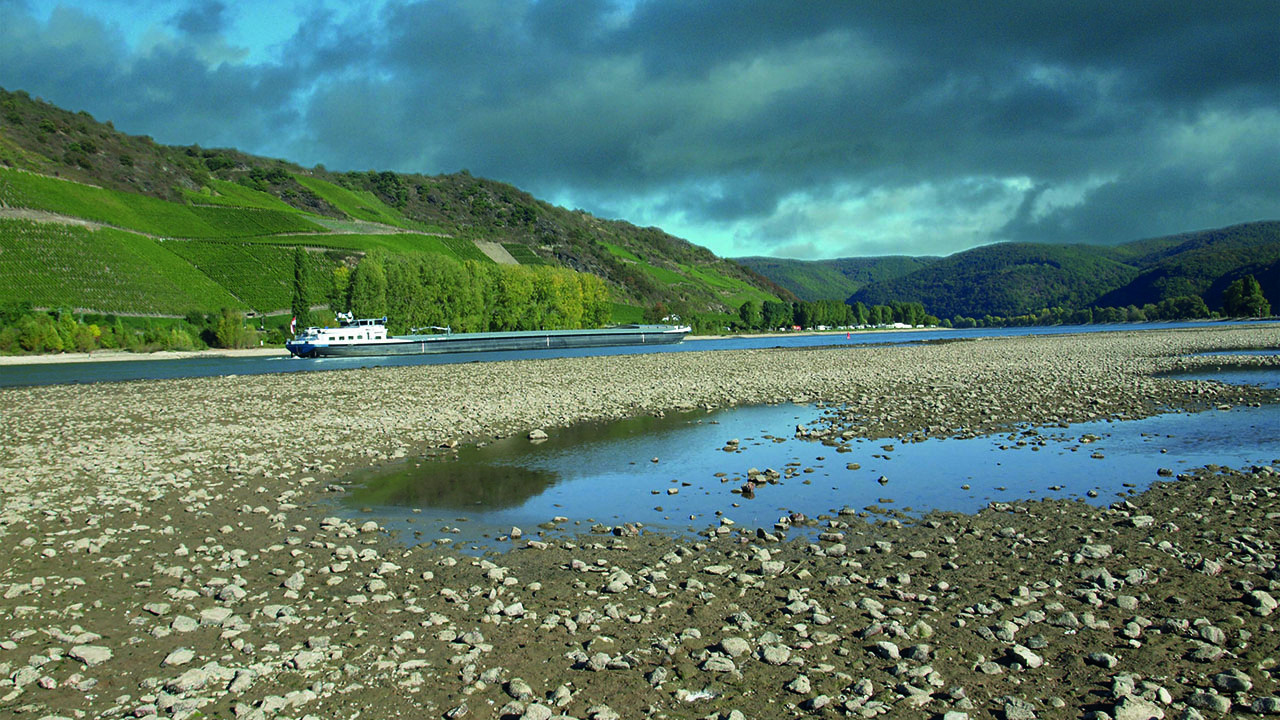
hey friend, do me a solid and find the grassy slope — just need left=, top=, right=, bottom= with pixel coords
left=181, top=178, right=303, bottom=212
left=0, top=168, right=325, bottom=238
left=0, top=219, right=245, bottom=313
left=294, top=175, right=423, bottom=229
left=0, top=167, right=486, bottom=313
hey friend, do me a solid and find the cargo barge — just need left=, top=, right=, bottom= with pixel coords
left=285, top=314, right=690, bottom=358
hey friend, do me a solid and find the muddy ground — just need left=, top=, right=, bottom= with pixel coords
left=1, top=324, right=1279, bottom=719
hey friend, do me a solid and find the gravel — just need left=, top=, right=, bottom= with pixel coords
left=1, top=324, right=1278, bottom=718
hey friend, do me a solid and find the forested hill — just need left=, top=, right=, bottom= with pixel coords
left=846, top=243, right=1141, bottom=319
left=734, top=255, right=937, bottom=302
left=0, top=86, right=790, bottom=324
left=745, top=222, right=1279, bottom=320
left=1092, top=222, right=1280, bottom=311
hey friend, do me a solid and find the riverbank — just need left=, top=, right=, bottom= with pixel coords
left=0, top=346, right=289, bottom=366
left=1, top=325, right=1278, bottom=718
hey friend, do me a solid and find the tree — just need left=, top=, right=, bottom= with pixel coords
left=328, top=265, right=351, bottom=313
left=851, top=301, right=869, bottom=325
left=738, top=300, right=761, bottom=330
left=643, top=301, right=668, bottom=324
left=213, top=309, right=256, bottom=348
left=291, top=247, right=311, bottom=330
left=348, top=252, right=387, bottom=319
left=1157, top=295, right=1210, bottom=319
left=1222, top=274, right=1271, bottom=317
left=761, top=301, right=791, bottom=329
left=578, top=273, right=611, bottom=328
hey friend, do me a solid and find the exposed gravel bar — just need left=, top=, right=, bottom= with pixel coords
left=2, top=324, right=1279, bottom=719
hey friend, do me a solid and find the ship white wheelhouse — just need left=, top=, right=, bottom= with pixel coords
left=289, top=313, right=404, bottom=355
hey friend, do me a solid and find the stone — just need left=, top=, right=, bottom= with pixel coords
left=1009, top=645, right=1043, bottom=669
left=1113, top=696, right=1164, bottom=720
left=68, top=645, right=112, bottom=667
left=171, top=615, right=199, bottom=633
left=786, top=675, right=811, bottom=694
left=163, top=647, right=195, bottom=667
left=528, top=429, right=548, bottom=440
left=1187, top=691, right=1231, bottom=714
left=1253, top=697, right=1280, bottom=715
left=720, top=637, right=751, bottom=658
left=507, top=678, right=535, bottom=701
left=1198, top=625, right=1226, bottom=646
left=803, top=695, right=831, bottom=711
left=293, top=650, right=324, bottom=669
left=1003, top=696, right=1038, bottom=720
left=870, top=641, right=900, bottom=660
left=702, top=655, right=736, bottom=672
left=1213, top=669, right=1252, bottom=693
left=166, top=666, right=218, bottom=693
left=200, top=606, right=233, bottom=626
left=1086, top=652, right=1119, bottom=669
left=1246, top=590, right=1278, bottom=616
left=760, top=645, right=791, bottom=665
left=1079, top=543, right=1113, bottom=559
left=520, top=703, right=553, bottom=720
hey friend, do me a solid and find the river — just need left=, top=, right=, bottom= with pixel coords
left=0, top=319, right=1271, bottom=387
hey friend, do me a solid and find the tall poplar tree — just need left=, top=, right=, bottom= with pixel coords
left=290, top=246, right=311, bottom=329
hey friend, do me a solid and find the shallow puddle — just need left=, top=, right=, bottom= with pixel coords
left=341, top=391, right=1280, bottom=551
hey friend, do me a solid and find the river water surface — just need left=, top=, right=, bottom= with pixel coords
left=2, top=320, right=1270, bottom=387
left=339, top=366, right=1280, bottom=551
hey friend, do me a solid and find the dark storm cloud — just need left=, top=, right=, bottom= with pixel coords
left=173, top=1, right=227, bottom=36
left=0, top=4, right=301, bottom=153
left=1, top=0, right=1277, bottom=257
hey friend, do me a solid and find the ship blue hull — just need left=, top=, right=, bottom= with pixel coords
left=286, top=325, right=689, bottom=358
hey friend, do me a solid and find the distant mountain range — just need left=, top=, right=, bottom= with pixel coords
left=740, top=222, right=1280, bottom=318
left=733, top=256, right=937, bottom=303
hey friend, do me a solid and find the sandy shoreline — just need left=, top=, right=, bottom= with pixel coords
left=1, top=324, right=1279, bottom=718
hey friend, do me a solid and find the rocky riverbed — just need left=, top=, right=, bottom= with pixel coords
left=1, top=324, right=1279, bottom=719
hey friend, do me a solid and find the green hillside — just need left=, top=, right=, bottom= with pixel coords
left=160, top=241, right=336, bottom=312
left=839, top=223, right=1280, bottom=319
left=735, top=255, right=937, bottom=301
left=1094, top=222, right=1280, bottom=310
left=0, top=168, right=326, bottom=237
left=0, top=219, right=245, bottom=313
left=848, top=243, right=1141, bottom=319
left=0, top=86, right=786, bottom=326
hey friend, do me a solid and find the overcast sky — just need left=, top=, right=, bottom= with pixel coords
left=2, top=0, right=1277, bottom=259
